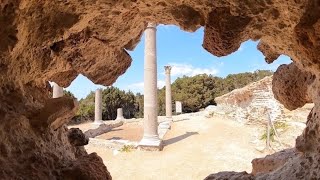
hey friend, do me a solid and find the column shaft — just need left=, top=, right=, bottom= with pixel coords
left=165, top=66, right=172, bottom=120
left=140, top=22, right=161, bottom=148
left=94, top=89, right=102, bottom=123
left=116, top=108, right=124, bottom=120
left=52, top=82, right=63, bottom=98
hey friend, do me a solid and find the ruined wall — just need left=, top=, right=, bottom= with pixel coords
left=1, top=0, right=320, bottom=179
left=214, top=76, right=286, bottom=124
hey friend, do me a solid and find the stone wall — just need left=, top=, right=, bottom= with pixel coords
left=214, top=76, right=285, bottom=124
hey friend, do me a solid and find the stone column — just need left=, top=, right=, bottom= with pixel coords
left=139, top=22, right=162, bottom=150
left=94, top=88, right=103, bottom=124
left=52, top=82, right=63, bottom=98
left=165, top=66, right=173, bottom=121
left=116, top=108, right=124, bottom=120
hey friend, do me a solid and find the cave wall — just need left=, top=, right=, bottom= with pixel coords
left=1, top=0, right=320, bottom=179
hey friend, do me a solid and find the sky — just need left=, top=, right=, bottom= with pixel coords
left=66, top=25, right=291, bottom=99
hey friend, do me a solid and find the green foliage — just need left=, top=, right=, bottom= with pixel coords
left=75, top=87, right=138, bottom=121
left=260, top=121, right=289, bottom=141
left=76, top=92, right=95, bottom=118
left=75, top=70, right=273, bottom=120
left=170, top=74, right=216, bottom=113
left=63, top=90, right=76, bottom=99
left=135, top=93, right=144, bottom=118
left=158, top=70, right=273, bottom=114
left=102, top=87, right=136, bottom=120
left=119, top=145, right=135, bottom=152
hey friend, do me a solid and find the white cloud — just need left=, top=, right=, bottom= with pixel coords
left=127, top=82, right=144, bottom=93
left=126, top=80, right=166, bottom=93
left=167, top=63, right=218, bottom=77
left=157, top=80, right=165, bottom=89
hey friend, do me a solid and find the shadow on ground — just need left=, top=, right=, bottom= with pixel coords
left=163, top=131, right=199, bottom=146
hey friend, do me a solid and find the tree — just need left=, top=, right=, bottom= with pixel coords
left=74, top=70, right=273, bottom=121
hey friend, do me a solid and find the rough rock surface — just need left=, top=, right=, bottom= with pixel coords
left=251, top=148, right=300, bottom=175
left=272, top=63, right=314, bottom=110
left=1, top=0, right=320, bottom=179
left=61, top=153, right=112, bottom=180
left=68, top=128, right=89, bottom=146
left=214, top=76, right=290, bottom=125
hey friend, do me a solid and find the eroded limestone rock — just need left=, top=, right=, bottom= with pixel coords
left=68, top=128, right=89, bottom=147
left=61, top=153, right=112, bottom=180
left=251, top=148, right=300, bottom=175
left=1, top=0, right=320, bottom=179
left=273, top=63, right=314, bottom=110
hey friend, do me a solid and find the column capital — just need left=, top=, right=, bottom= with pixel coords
left=164, top=65, right=172, bottom=75
left=147, top=22, right=157, bottom=29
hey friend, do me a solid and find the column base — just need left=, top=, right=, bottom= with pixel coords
left=165, top=116, right=173, bottom=121
left=91, top=120, right=104, bottom=128
left=116, top=117, right=125, bottom=121
left=159, top=120, right=172, bottom=129
left=138, top=135, right=163, bottom=151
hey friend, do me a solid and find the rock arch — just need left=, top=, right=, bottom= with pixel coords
left=1, top=0, right=320, bottom=179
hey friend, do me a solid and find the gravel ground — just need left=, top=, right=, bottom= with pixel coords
left=85, top=115, right=275, bottom=180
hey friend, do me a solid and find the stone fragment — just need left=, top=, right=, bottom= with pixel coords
left=68, top=128, right=89, bottom=146
left=116, top=108, right=125, bottom=120
left=30, top=97, right=77, bottom=130
left=251, top=148, right=299, bottom=175
left=84, top=120, right=124, bottom=138
left=205, top=171, right=253, bottom=180
left=61, top=153, right=112, bottom=180
left=272, top=63, right=314, bottom=110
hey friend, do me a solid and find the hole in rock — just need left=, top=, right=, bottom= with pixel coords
left=62, top=25, right=309, bottom=179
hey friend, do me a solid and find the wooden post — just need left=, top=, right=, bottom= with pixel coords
left=266, top=114, right=271, bottom=150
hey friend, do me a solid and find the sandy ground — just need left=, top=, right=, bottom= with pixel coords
left=96, top=122, right=143, bottom=141
left=85, top=115, right=272, bottom=180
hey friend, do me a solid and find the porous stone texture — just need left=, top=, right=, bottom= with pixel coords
left=61, top=153, right=112, bottom=180
left=251, top=148, right=300, bottom=175
left=204, top=171, right=253, bottom=180
left=214, top=76, right=285, bottom=124
left=1, top=0, right=320, bottom=179
left=272, top=63, right=314, bottom=111
left=68, top=128, right=89, bottom=147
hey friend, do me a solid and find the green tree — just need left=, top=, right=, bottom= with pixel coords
left=74, top=70, right=273, bottom=121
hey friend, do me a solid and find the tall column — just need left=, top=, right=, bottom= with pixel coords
left=94, top=88, right=103, bottom=124
left=139, top=22, right=161, bottom=150
left=52, top=82, right=63, bottom=98
left=165, top=66, right=172, bottom=121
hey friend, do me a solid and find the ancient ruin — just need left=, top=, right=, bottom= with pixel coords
left=214, top=76, right=285, bottom=124
left=1, top=0, right=320, bottom=179
left=52, top=82, right=64, bottom=98
left=116, top=108, right=125, bottom=120
left=94, top=88, right=103, bottom=124
left=139, top=22, right=162, bottom=150
left=165, top=65, right=173, bottom=121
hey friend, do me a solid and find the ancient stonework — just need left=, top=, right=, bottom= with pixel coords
left=214, top=76, right=285, bottom=124
left=1, top=0, right=320, bottom=179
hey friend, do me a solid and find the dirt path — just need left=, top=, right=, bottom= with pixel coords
left=85, top=115, right=268, bottom=180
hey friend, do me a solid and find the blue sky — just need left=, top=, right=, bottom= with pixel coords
left=66, top=25, right=291, bottom=99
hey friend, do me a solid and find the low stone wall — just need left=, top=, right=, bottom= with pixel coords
left=84, top=120, right=124, bottom=138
